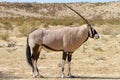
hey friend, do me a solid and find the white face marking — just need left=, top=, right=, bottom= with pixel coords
left=94, top=34, right=99, bottom=39
left=89, top=28, right=93, bottom=38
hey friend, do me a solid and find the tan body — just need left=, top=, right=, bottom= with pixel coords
left=29, top=24, right=89, bottom=52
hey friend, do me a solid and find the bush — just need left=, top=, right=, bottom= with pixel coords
left=3, top=22, right=13, bottom=30
left=43, top=23, right=49, bottom=28
left=0, top=33, right=9, bottom=41
left=19, top=25, right=37, bottom=36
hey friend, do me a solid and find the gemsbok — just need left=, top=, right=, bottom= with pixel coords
left=26, top=4, right=100, bottom=78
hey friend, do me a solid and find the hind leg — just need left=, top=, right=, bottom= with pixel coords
left=34, top=46, right=44, bottom=78
left=31, top=44, right=41, bottom=77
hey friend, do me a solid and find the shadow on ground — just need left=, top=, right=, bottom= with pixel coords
left=44, top=75, right=120, bottom=79
left=1, top=71, right=120, bottom=80
left=71, top=76, right=120, bottom=79
left=0, top=71, right=21, bottom=80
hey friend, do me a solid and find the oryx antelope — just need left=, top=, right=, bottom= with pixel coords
left=26, top=4, right=100, bottom=78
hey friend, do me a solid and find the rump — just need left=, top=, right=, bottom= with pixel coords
left=28, top=29, right=45, bottom=46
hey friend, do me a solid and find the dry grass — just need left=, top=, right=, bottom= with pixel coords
left=1, top=2, right=120, bottom=36
left=1, top=17, right=120, bottom=36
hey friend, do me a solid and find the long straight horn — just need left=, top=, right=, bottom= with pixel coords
left=64, top=4, right=90, bottom=25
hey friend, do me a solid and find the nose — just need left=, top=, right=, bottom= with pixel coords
left=94, top=34, right=99, bottom=39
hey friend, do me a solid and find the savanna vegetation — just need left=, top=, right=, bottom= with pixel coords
left=0, top=1, right=120, bottom=40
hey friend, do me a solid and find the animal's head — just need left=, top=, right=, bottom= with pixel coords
left=87, top=24, right=99, bottom=39
left=65, top=4, right=99, bottom=39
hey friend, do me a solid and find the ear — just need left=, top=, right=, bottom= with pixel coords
left=87, top=24, right=91, bottom=30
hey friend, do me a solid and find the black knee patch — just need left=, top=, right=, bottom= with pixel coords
left=62, top=51, right=67, bottom=61
left=68, top=54, right=72, bottom=62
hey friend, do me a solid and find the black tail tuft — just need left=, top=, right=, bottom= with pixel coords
left=26, top=37, right=34, bottom=69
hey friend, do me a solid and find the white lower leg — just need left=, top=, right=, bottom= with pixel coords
left=34, top=60, right=39, bottom=77
left=32, top=60, right=39, bottom=77
left=31, top=69, right=34, bottom=76
left=68, top=62, right=72, bottom=77
left=61, top=60, right=65, bottom=78
left=31, top=58, right=34, bottom=76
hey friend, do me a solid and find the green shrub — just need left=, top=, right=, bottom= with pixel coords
left=0, top=33, right=9, bottom=41
left=19, top=25, right=37, bottom=36
left=43, top=23, right=49, bottom=28
left=3, top=22, right=13, bottom=30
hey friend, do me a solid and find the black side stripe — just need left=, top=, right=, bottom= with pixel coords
left=42, top=44, right=63, bottom=51
left=42, top=44, right=73, bottom=53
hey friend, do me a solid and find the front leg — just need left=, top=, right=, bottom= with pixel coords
left=67, top=53, right=73, bottom=78
left=61, top=51, right=67, bottom=78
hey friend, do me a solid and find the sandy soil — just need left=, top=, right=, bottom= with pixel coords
left=0, top=35, right=120, bottom=80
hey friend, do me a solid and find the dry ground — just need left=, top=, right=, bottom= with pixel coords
left=0, top=35, right=120, bottom=80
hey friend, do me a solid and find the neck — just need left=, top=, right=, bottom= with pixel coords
left=77, top=26, right=89, bottom=44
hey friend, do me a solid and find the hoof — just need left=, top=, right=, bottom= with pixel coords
left=32, top=74, right=44, bottom=78
left=67, top=74, right=75, bottom=78
left=32, top=75, right=37, bottom=78
left=60, top=74, right=65, bottom=78
left=61, top=75, right=65, bottom=78
left=39, top=75, right=44, bottom=78
left=32, top=73, right=39, bottom=78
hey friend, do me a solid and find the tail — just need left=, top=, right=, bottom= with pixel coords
left=26, top=36, right=34, bottom=69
